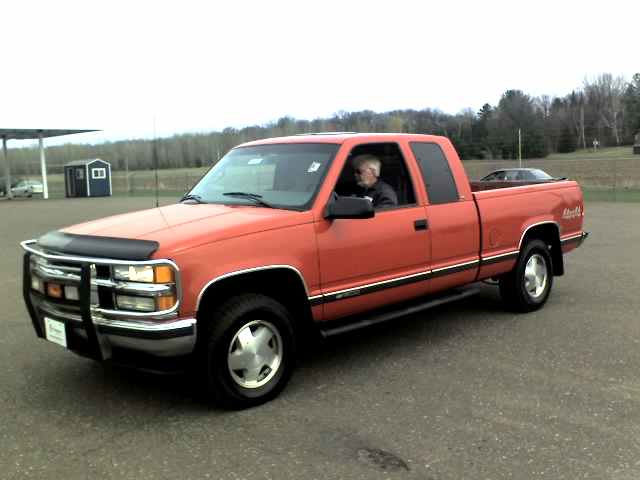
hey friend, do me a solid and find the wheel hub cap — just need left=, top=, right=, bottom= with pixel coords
left=524, top=253, right=548, bottom=299
left=227, top=320, right=282, bottom=389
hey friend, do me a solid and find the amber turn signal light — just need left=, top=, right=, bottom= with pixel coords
left=47, top=283, right=63, bottom=299
left=156, top=294, right=177, bottom=311
left=154, top=266, right=175, bottom=283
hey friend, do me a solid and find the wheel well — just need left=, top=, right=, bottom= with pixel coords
left=196, top=269, right=320, bottom=345
left=521, top=224, right=564, bottom=276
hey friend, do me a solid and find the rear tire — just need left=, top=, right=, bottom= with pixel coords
left=499, top=239, right=553, bottom=312
left=199, top=294, right=296, bottom=409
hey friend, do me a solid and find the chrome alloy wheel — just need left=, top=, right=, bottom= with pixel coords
left=524, top=253, right=548, bottom=300
left=227, top=320, right=283, bottom=389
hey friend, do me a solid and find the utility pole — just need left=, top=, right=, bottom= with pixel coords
left=518, top=129, right=522, bottom=167
left=39, top=132, right=49, bottom=199
left=125, top=156, right=130, bottom=194
left=580, top=104, right=586, bottom=150
left=153, top=115, right=159, bottom=208
left=2, top=136, right=10, bottom=199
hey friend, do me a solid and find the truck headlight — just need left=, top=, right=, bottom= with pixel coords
left=116, top=295, right=156, bottom=312
left=115, top=294, right=177, bottom=312
left=31, top=276, right=45, bottom=294
left=113, top=265, right=175, bottom=283
left=64, top=286, right=80, bottom=301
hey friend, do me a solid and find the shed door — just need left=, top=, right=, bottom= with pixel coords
left=66, top=168, right=76, bottom=197
left=89, top=166, right=109, bottom=196
left=75, top=167, right=88, bottom=196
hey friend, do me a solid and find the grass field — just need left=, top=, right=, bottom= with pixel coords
left=18, top=146, right=640, bottom=202
left=545, top=146, right=638, bottom=160
left=581, top=188, right=640, bottom=202
left=461, top=146, right=640, bottom=202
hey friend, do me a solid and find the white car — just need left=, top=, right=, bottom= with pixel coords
left=480, top=168, right=555, bottom=182
left=10, top=180, right=44, bottom=197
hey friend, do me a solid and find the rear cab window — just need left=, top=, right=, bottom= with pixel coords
left=409, top=142, right=459, bottom=204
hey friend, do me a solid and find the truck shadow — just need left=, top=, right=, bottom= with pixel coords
left=299, top=284, right=509, bottom=369
left=22, top=284, right=515, bottom=415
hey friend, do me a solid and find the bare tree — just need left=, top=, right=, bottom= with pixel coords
left=584, top=73, right=627, bottom=145
left=536, top=95, right=552, bottom=119
left=567, top=91, right=587, bottom=150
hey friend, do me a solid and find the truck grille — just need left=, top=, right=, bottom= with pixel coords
left=31, top=255, right=104, bottom=314
left=21, top=239, right=194, bottom=362
left=24, top=242, right=180, bottom=321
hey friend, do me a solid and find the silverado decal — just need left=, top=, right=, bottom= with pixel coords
left=562, top=206, right=582, bottom=220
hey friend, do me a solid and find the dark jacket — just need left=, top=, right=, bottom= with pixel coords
left=358, top=179, right=398, bottom=207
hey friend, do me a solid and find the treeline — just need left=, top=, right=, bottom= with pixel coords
left=8, top=73, right=640, bottom=175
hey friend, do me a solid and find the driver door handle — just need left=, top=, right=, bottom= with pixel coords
left=414, top=219, right=428, bottom=231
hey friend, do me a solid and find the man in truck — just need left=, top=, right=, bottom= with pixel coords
left=352, top=154, right=398, bottom=207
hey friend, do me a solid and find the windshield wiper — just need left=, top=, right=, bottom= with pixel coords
left=223, top=192, right=275, bottom=208
left=180, top=193, right=206, bottom=204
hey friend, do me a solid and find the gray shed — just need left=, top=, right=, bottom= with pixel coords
left=64, top=159, right=112, bottom=197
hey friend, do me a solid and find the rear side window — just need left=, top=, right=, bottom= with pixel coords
left=410, top=142, right=459, bottom=204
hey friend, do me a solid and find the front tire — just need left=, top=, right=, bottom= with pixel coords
left=200, top=294, right=296, bottom=409
left=499, top=239, right=553, bottom=312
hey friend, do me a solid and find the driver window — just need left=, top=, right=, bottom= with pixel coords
left=333, top=143, right=416, bottom=209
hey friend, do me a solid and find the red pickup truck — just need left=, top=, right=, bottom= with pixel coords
left=22, top=133, right=588, bottom=408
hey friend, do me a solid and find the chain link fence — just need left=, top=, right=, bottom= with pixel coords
left=111, top=169, right=206, bottom=197
left=39, top=169, right=207, bottom=199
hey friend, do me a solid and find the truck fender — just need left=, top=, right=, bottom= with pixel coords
left=195, top=265, right=320, bottom=344
left=518, top=221, right=564, bottom=276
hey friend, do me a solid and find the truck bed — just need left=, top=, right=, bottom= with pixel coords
left=470, top=179, right=585, bottom=280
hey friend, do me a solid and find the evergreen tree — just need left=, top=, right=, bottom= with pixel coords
left=557, top=125, right=577, bottom=153
left=623, top=73, right=640, bottom=140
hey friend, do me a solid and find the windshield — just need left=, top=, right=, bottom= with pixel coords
left=187, top=143, right=339, bottom=210
left=530, top=169, right=553, bottom=180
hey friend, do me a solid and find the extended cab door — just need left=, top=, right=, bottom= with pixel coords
left=314, top=141, right=432, bottom=321
left=408, top=141, right=480, bottom=293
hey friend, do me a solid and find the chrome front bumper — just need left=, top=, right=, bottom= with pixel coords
left=22, top=240, right=196, bottom=361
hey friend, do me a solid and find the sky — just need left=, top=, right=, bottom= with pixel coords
left=1, top=0, right=638, bottom=147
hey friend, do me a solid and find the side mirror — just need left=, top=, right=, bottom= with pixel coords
left=324, top=195, right=374, bottom=220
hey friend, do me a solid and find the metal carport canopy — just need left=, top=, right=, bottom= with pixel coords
left=1, top=128, right=99, bottom=199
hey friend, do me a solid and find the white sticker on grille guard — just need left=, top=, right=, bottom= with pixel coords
left=44, top=317, right=67, bottom=348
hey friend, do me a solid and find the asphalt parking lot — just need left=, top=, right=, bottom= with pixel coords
left=1, top=197, right=639, bottom=479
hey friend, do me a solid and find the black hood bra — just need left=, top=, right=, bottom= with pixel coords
left=37, top=231, right=159, bottom=261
